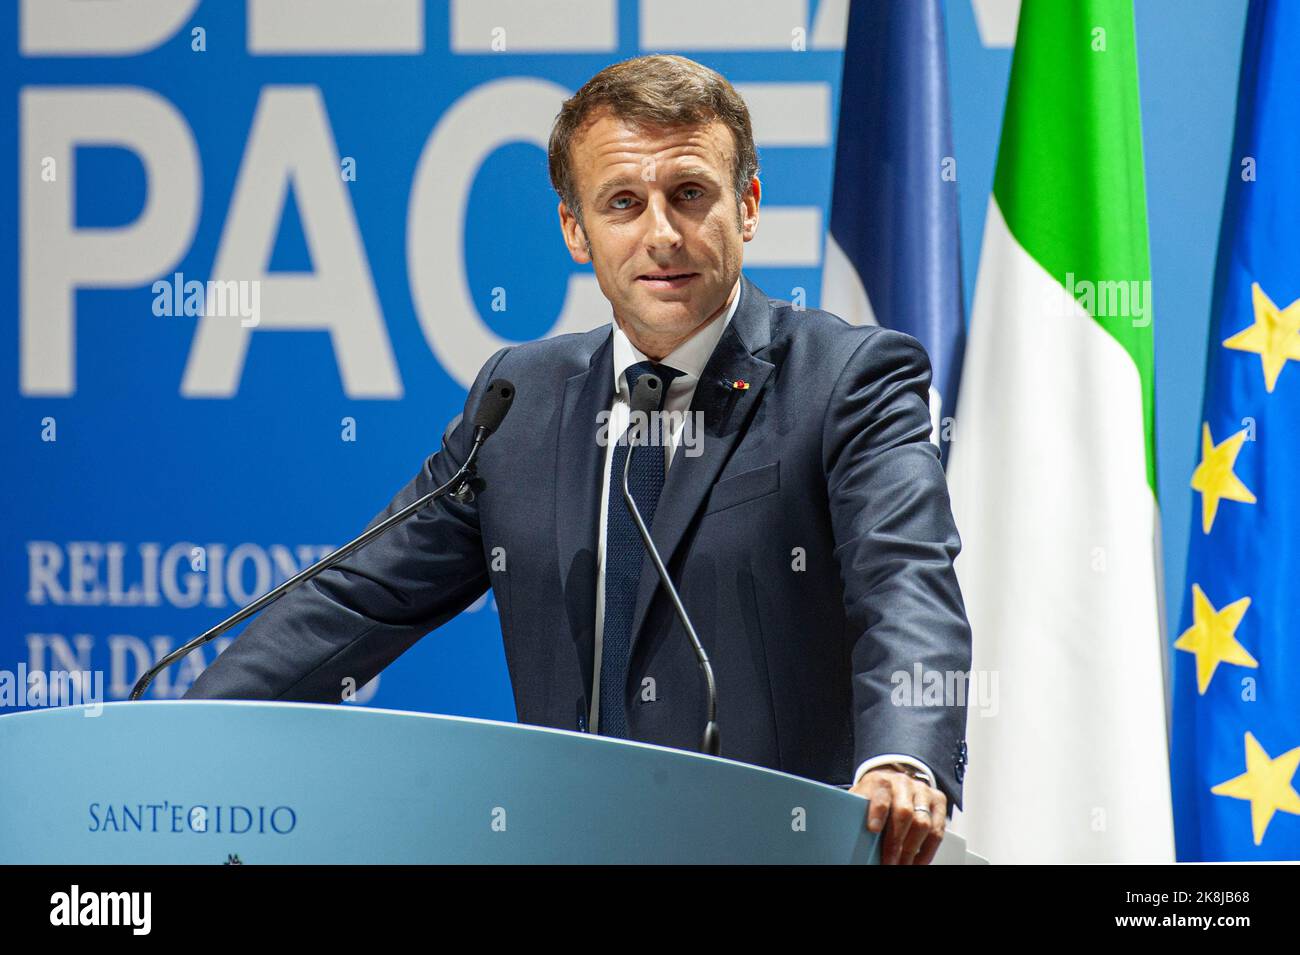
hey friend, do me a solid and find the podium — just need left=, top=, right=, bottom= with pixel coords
left=0, top=701, right=980, bottom=864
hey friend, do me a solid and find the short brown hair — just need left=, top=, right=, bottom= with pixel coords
left=547, top=54, right=759, bottom=225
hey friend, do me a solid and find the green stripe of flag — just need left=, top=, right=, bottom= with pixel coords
left=993, top=0, right=1157, bottom=492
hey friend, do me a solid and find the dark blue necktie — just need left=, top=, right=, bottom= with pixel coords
left=598, top=360, right=683, bottom=737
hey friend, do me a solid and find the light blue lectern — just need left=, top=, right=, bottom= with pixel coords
left=0, top=701, right=930, bottom=864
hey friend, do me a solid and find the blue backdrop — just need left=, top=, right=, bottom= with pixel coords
left=1, top=0, right=1249, bottom=719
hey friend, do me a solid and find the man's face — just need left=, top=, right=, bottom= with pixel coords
left=558, top=110, right=760, bottom=354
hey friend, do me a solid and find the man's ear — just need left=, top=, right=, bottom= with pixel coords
left=558, top=200, right=592, bottom=264
left=741, top=176, right=761, bottom=242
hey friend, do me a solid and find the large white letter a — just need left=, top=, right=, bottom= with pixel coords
left=182, top=86, right=401, bottom=398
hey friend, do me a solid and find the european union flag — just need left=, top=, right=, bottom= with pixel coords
left=820, top=0, right=965, bottom=462
left=1172, top=0, right=1300, bottom=861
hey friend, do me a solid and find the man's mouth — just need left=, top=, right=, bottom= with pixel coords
left=638, top=272, right=698, bottom=289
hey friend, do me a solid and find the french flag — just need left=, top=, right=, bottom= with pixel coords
left=821, top=0, right=966, bottom=463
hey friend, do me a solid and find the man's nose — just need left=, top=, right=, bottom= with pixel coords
left=642, top=195, right=683, bottom=253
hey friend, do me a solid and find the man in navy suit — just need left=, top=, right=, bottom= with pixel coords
left=185, top=54, right=971, bottom=865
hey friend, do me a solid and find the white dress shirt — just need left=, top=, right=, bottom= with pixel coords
left=589, top=279, right=936, bottom=793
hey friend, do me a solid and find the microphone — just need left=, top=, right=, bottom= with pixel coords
left=622, top=374, right=720, bottom=756
left=130, top=379, right=518, bottom=701
left=452, top=378, right=514, bottom=503
left=473, top=378, right=514, bottom=435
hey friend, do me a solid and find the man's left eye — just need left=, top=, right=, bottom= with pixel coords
left=679, top=187, right=704, bottom=200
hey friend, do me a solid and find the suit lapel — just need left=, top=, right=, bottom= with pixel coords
left=554, top=329, right=615, bottom=707
left=626, top=275, right=775, bottom=662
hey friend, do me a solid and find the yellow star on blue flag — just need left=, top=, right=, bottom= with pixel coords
left=1211, top=732, right=1300, bottom=846
left=1171, top=0, right=1300, bottom=861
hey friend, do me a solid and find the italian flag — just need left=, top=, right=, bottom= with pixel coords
left=947, top=0, right=1174, bottom=862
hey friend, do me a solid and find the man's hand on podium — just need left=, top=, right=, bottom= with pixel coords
left=850, top=765, right=947, bottom=865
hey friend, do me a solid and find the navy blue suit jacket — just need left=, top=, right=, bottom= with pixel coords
left=184, top=274, right=972, bottom=807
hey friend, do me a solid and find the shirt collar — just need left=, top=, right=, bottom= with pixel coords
left=611, top=278, right=743, bottom=397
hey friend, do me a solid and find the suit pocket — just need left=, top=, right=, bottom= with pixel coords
left=704, top=460, right=780, bottom=515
